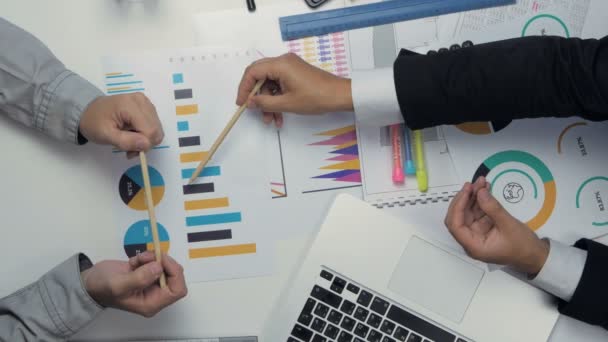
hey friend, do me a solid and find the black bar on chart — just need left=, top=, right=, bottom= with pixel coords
left=183, top=182, right=215, bottom=195
left=187, top=229, right=232, bottom=243
left=174, top=89, right=193, bottom=100
left=179, top=136, right=201, bottom=147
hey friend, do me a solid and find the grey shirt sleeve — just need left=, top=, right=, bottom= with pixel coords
left=0, top=17, right=103, bottom=144
left=0, top=254, right=104, bottom=341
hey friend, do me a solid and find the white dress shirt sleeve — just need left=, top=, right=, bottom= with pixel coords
left=351, top=68, right=404, bottom=126
left=529, top=238, right=588, bottom=302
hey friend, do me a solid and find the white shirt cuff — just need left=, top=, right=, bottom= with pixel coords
left=529, top=238, right=588, bottom=302
left=351, top=68, right=403, bottom=125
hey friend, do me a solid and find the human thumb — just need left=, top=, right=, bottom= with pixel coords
left=114, top=262, right=163, bottom=294
left=477, top=188, right=512, bottom=224
left=112, top=130, right=151, bottom=152
left=249, top=94, right=291, bottom=113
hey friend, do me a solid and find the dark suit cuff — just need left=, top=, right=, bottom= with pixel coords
left=558, top=239, right=608, bottom=328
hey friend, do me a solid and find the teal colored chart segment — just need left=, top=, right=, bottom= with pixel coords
left=125, top=165, right=165, bottom=188
left=483, top=150, right=554, bottom=183
left=124, top=220, right=170, bottom=245
left=491, top=169, right=538, bottom=199
left=521, top=14, right=570, bottom=38
left=575, top=176, right=608, bottom=227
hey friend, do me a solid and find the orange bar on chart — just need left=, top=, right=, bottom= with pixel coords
left=180, top=151, right=208, bottom=163
left=176, top=104, right=199, bottom=115
left=189, top=243, right=256, bottom=259
left=184, top=197, right=230, bottom=211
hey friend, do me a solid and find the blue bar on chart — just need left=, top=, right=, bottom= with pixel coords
left=105, top=72, right=145, bottom=94
left=174, top=89, right=193, bottom=100
left=178, top=136, right=201, bottom=147
left=181, top=166, right=221, bottom=179
left=106, top=73, right=134, bottom=79
left=173, top=73, right=184, bottom=84
left=186, top=212, right=242, bottom=227
left=177, top=121, right=190, bottom=131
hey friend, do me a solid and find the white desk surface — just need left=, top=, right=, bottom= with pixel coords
left=1, top=0, right=607, bottom=341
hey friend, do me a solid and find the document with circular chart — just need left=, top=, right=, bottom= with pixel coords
left=102, top=47, right=274, bottom=283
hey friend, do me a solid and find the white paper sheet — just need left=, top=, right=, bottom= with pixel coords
left=443, top=117, right=608, bottom=243
left=103, top=47, right=273, bottom=283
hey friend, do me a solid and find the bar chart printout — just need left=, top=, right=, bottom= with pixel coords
left=105, top=48, right=273, bottom=282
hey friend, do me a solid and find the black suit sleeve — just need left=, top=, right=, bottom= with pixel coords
left=558, top=239, right=608, bottom=329
left=393, top=36, right=608, bottom=129
left=393, top=37, right=608, bottom=329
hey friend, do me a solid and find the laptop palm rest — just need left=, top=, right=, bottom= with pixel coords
left=388, top=236, right=484, bottom=323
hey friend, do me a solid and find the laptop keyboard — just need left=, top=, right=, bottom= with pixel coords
left=288, top=269, right=470, bottom=342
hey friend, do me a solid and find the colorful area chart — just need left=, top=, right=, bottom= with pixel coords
left=123, top=220, right=170, bottom=257
left=473, top=150, right=556, bottom=231
left=310, top=125, right=361, bottom=184
left=119, top=165, right=165, bottom=210
left=456, top=120, right=511, bottom=135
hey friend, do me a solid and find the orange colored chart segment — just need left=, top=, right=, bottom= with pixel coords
left=119, top=165, right=165, bottom=210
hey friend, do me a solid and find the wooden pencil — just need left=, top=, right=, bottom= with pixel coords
left=187, top=79, right=265, bottom=184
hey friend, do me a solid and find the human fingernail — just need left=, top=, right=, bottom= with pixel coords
left=136, top=139, right=147, bottom=151
left=150, top=262, right=162, bottom=274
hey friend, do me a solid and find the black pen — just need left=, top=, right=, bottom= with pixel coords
left=246, top=0, right=256, bottom=12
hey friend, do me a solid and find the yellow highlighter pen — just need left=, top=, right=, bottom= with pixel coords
left=413, top=130, right=428, bottom=192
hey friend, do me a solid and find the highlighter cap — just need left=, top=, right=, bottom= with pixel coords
left=393, top=167, right=405, bottom=184
left=416, top=170, right=428, bottom=192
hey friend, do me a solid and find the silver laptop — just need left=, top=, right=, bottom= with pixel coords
left=263, top=194, right=558, bottom=342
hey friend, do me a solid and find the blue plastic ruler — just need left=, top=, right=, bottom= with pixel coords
left=280, top=0, right=515, bottom=41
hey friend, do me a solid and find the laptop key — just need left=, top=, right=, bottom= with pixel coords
left=393, top=327, right=409, bottom=341
left=303, top=298, right=317, bottom=313
left=354, top=307, right=370, bottom=322
left=328, top=309, right=343, bottom=325
left=338, top=331, right=354, bottom=342
left=387, top=305, right=456, bottom=342
left=288, top=338, right=299, bottom=342
left=298, top=309, right=313, bottom=326
left=347, top=283, right=360, bottom=294
left=367, top=313, right=382, bottom=328
left=324, top=324, right=340, bottom=339
left=354, top=338, right=365, bottom=342
left=292, top=324, right=314, bottom=342
left=354, top=323, right=370, bottom=338
left=341, top=316, right=356, bottom=331
left=320, top=270, right=334, bottom=281
left=312, top=334, right=327, bottom=342
left=314, top=302, right=330, bottom=318
left=370, top=297, right=390, bottom=316
left=357, top=290, right=373, bottom=307
left=311, top=285, right=342, bottom=309
left=367, top=329, right=383, bottom=342
left=406, top=333, right=422, bottom=342
left=340, top=299, right=356, bottom=315
left=331, top=277, right=347, bottom=294
left=311, top=318, right=326, bottom=333
left=380, top=320, right=396, bottom=335
left=382, top=337, right=396, bottom=342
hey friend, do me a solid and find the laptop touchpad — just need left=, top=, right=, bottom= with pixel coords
left=388, top=236, right=484, bottom=323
